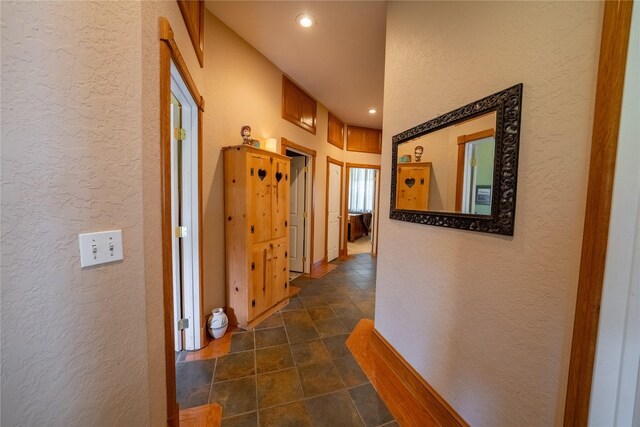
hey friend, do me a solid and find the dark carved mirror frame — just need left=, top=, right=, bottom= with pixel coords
left=390, top=84, right=523, bottom=236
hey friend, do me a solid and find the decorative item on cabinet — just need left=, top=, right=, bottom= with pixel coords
left=223, top=145, right=291, bottom=330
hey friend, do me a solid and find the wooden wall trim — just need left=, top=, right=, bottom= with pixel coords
left=371, top=328, right=469, bottom=427
left=325, top=156, right=345, bottom=260
left=159, top=16, right=206, bottom=427
left=159, top=17, right=204, bottom=112
left=281, top=138, right=317, bottom=275
left=564, top=1, right=633, bottom=425
left=343, top=163, right=381, bottom=257
left=176, top=0, right=204, bottom=68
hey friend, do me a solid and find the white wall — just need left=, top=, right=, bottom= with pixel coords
left=377, top=2, right=602, bottom=425
left=1, top=2, right=149, bottom=425
left=589, top=3, right=640, bottom=425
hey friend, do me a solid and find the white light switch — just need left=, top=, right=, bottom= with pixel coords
left=79, top=230, right=123, bottom=267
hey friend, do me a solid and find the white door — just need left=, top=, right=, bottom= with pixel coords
left=170, top=61, right=201, bottom=351
left=289, top=156, right=306, bottom=272
left=370, top=170, right=379, bottom=255
left=170, top=94, right=183, bottom=352
left=327, top=162, right=341, bottom=261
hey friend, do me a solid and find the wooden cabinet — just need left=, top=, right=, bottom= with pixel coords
left=327, top=112, right=345, bottom=149
left=347, top=125, right=382, bottom=154
left=223, top=145, right=291, bottom=329
left=282, top=76, right=317, bottom=134
left=396, top=162, right=431, bottom=211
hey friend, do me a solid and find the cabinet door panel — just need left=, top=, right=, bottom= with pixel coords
left=249, top=154, right=272, bottom=243
left=271, top=159, right=290, bottom=240
left=250, top=243, right=272, bottom=319
left=347, top=126, right=381, bottom=154
left=271, top=239, right=289, bottom=304
left=396, top=165, right=430, bottom=210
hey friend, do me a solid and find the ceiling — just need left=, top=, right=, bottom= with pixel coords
left=206, top=1, right=387, bottom=129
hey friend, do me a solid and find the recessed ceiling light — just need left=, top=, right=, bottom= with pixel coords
left=368, top=108, right=377, bottom=114
left=296, top=13, right=315, bottom=28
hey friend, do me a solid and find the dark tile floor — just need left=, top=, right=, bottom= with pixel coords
left=176, top=253, right=397, bottom=427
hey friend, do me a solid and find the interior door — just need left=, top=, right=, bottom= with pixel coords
left=170, top=94, right=183, bottom=352
left=289, top=156, right=306, bottom=272
left=327, top=162, right=341, bottom=262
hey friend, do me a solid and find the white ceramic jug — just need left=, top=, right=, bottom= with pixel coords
left=207, top=308, right=228, bottom=339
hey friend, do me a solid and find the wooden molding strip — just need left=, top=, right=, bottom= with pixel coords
left=371, top=329, right=469, bottom=427
left=564, top=1, right=633, bottom=425
left=159, top=17, right=205, bottom=111
left=159, top=16, right=207, bottom=427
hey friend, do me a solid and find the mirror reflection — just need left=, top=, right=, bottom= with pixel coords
left=396, top=111, right=496, bottom=215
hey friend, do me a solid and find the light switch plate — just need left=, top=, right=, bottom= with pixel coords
left=79, top=230, right=123, bottom=267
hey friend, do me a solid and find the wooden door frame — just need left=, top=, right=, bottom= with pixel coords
left=564, top=1, right=633, bottom=425
left=454, top=128, right=495, bottom=212
left=281, top=138, right=317, bottom=275
left=159, top=17, right=206, bottom=427
left=325, top=157, right=344, bottom=261
left=344, top=163, right=381, bottom=257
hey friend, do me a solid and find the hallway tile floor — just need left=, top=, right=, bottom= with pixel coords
left=175, top=254, right=397, bottom=427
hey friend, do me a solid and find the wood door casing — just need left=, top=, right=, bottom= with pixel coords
left=249, top=153, right=272, bottom=244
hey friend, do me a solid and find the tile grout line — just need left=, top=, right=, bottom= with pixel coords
left=207, top=356, right=217, bottom=405
left=253, top=328, right=259, bottom=426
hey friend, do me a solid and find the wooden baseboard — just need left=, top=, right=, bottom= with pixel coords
left=370, top=328, right=468, bottom=427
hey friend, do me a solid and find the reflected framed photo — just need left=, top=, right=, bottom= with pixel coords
left=475, top=185, right=492, bottom=205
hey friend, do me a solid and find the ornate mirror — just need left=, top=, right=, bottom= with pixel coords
left=390, top=84, right=523, bottom=235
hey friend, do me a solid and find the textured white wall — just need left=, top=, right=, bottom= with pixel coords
left=1, top=2, right=149, bottom=426
left=377, top=2, right=602, bottom=425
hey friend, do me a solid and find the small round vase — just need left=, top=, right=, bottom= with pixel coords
left=207, top=308, right=228, bottom=339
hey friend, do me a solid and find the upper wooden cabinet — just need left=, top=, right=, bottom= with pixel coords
left=282, top=76, right=317, bottom=135
left=177, top=0, right=204, bottom=67
left=327, top=112, right=345, bottom=149
left=347, top=125, right=382, bottom=154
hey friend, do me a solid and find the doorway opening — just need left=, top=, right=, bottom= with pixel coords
left=345, top=164, right=380, bottom=256
left=325, top=157, right=344, bottom=263
left=170, top=60, right=202, bottom=353
left=287, top=150, right=308, bottom=280
left=282, top=138, right=316, bottom=279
